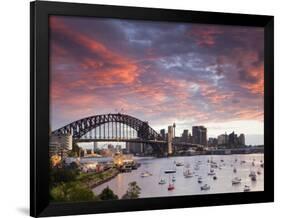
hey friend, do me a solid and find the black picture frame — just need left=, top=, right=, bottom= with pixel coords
left=30, top=1, right=274, bottom=217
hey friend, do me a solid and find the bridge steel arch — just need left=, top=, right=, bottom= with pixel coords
left=51, top=113, right=163, bottom=141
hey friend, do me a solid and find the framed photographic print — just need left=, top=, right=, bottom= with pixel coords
left=30, top=1, right=274, bottom=217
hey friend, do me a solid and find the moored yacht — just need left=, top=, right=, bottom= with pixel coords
left=201, top=184, right=210, bottom=191
left=183, top=169, right=193, bottom=178
left=168, top=183, right=175, bottom=191
left=232, top=177, right=242, bottom=185
left=208, top=168, right=216, bottom=176
left=244, top=185, right=251, bottom=192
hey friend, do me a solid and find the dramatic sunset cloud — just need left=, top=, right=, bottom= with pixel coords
left=50, top=16, right=264, bottom=145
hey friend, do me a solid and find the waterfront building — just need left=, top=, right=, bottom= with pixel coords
left=93, top=141, right=98, bottom=152
left=181, top=129, right=189, bottom=143
left=229, top=131, right=239, bottom=146
left=160, top=129, right=166, bottom=140
left=49, top=133, right=72, bottom=159
left=168, top=125, right=174, bottom=154
left=192, top=126, right=207, bottom=146
left=50, top=133, right=73, bottom=150
left=126, top=142, right=143, bottom=154
left=239, top=134, right=245, bottom=146
left=218, top=133, right=228, bottom=145
left=208, top=137, right=218, bottom=147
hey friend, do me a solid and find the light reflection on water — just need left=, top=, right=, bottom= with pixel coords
left=92, top=154, right=264, bottom=199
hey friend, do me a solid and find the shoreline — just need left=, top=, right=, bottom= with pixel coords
left=89, top=169, right=119, bottom=189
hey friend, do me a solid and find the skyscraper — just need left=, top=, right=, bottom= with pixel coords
left=239, top=134, right=245, bottom=146
left=192, top=126, right=207, bottom=146
left=182, top=129, right=189, bottom=143
left=160, top=129, right=166, bottom=140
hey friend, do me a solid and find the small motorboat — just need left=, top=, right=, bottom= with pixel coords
left=184, top=169, right=193, bottom=178
left=257, top=169, right=261, bottom=175
left=232, top=177, right=242, bottom=185
left=249, top=171, right=256, bottom=178
left=172, top=175, right=176, bottom=182
left=220, top=159, right=224, bottom=162
left=201, top=184, right=210, bottom=191
left=233, top=167, right=237, bottom=173
left=158, top=178, right=166, bottom=185
left=260, top=163, right=264, bottom=168
left=244, top=185, right=251, bottom=192
left=164, top=169, right=176, bottom=174
left=168, top=183, right=175, bottom=191
left=211, top=163, right=218, bottom=168
left=175, top=162, right=184, bottom=167
left=141, top=171, right=152, bottom=177
left=251, top=174, right=257, bottom=181
left=198, top=176, right=203, bottom=183
left=213, top=176, right=217, bottom=180
left=208, top=169, right=216, bottom=176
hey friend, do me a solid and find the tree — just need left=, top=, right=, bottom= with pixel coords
left=99, top=186, right=118, bottom=200
left=50, top=182, right=99, bottom=202
left=122, top=181, right=141, bottom=199
left=50, top=167, right=78, bottom=187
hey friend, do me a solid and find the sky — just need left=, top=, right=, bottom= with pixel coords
left=50, top=16, right=264, bottom=145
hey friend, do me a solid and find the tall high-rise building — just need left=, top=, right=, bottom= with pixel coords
left=239, top=134, right=245, bottom=145
left=192, top=126, right=207, bottom=146
left=228, top=131, right=238, bottom=145
left=218, top=133, right=228, bottom=145
left=167, top=125, right=174, bottom=154
left=181, top=129, right=189, bottom=143
left=126, top=142, right=143, bottom=154
left=160, top=129, right=166, bottom=140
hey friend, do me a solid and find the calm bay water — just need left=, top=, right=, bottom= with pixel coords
left=92, top=154, right=264, bottom=198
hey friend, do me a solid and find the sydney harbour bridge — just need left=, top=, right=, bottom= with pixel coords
left=51, top=113, right=197, bottom=155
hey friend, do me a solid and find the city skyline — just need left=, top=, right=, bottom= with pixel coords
left=50, top=16, right=264, bottom=145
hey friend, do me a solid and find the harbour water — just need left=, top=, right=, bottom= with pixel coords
left=92, top=154, right=264, bottom=198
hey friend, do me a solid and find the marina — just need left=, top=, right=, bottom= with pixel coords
left=92, top=153, right=264, bottom=198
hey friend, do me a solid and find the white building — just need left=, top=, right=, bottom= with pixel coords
left=218, top=133, right=228, bottom=145
left=50, top=133, right=73, bottom=150
left=49, top=133, right=73, bottom=159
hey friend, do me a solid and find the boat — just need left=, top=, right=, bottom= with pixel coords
left=240, top=160, right=246, bottom=164
left=198, top=176, right=203, bottom=183
left=232, top=177, right=242, bottom=185
left=249, top=171, right=256, bottom=178
left=251, top=174, right=257, bottom=181
left=260, top=163, right=264, bottom=168
left=164, top=169, right=176, bottom=174
left=213, top=176, right=217, bottom=180
left=244, top=185, right=251, bottom=192
left=201, top=184, right=210, bottom=191
left=233, top=167, right=237, bottom=173
left=208, top=168, right=216, bottom=176
left=175, top=162, right=184, bottom=167
left=168, top=183, right=175, bottom=191
left=211, top=163, right=218, bottom=168
left=158, top=178, right=166, bottom=185
left=141, top=171, right=152, bottom=177
left=172, top=175, right=176, bottom=182
left=183, top=169, right=193, bottom=178
left=252, top=161, right=255, bottom=166
left=257, top=169, right=261, bottom=175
